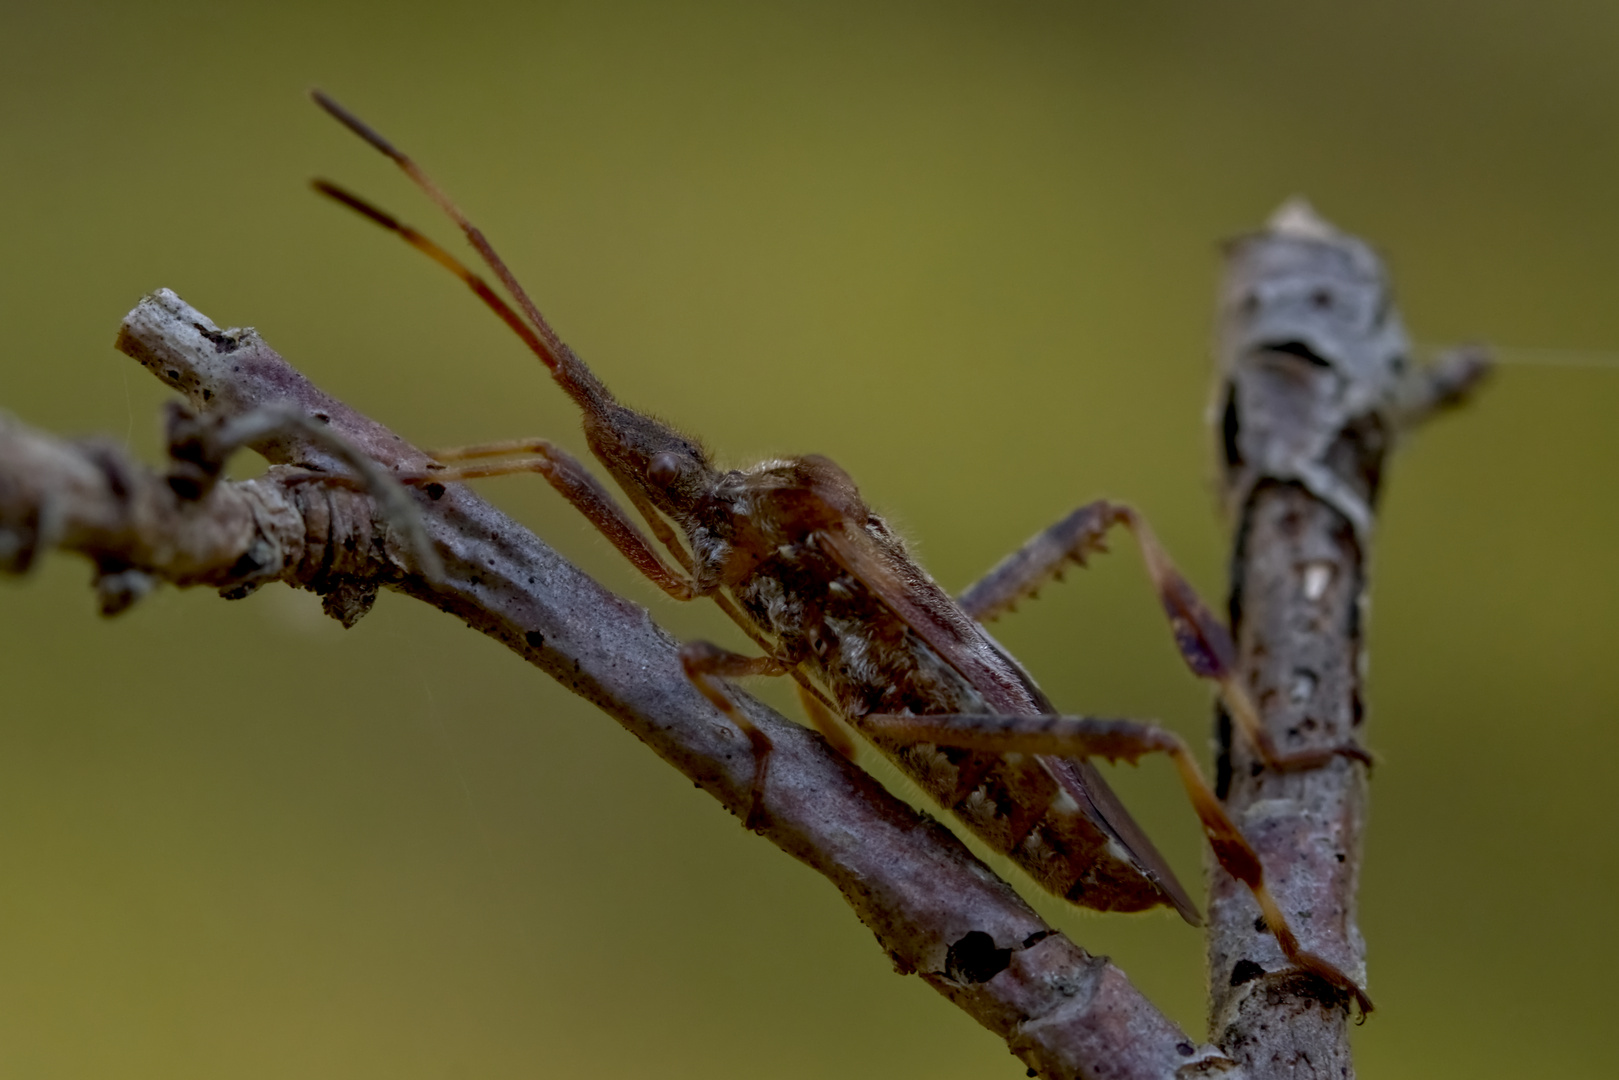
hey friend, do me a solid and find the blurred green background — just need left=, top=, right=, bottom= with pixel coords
left=2, top=2, right=1616, bottom=1076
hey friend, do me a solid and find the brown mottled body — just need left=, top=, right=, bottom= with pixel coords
left=714, top=456, right=1182, bottom=914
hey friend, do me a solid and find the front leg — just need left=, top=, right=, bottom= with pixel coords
left=957, top=500, right=1370, bottom=773
left=678, top=641, right=792, bottom=831
left=392, top=439, right=700, bottom=601
left=420, top=437, right=695, bottom=572
left=861, top=711, right=1373, bottom=1016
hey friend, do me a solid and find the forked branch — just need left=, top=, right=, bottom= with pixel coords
left=0, top=289, right=1239, bottom=1080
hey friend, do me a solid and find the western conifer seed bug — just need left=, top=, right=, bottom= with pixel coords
left=307, top=90, right=1374, bottom=1014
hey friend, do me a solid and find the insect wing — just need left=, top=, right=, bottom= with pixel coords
left=974, top=625, right=1201, bottom=924
left=814, top=523, right=1041, bottom=716
left=815, top=523, right=1198, bottom=920
left=1042, top=756, right=1200, bottom=924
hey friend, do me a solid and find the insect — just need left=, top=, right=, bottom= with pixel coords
left=307, top=91, right=1372, bottom=1011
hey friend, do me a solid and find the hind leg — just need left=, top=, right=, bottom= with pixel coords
left=861, top=710, right=1372, bottom=1015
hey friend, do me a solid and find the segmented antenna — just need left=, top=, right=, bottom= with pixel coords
left=309, top=90, right=611, bottom=412
left=311, top=180, right=556, bottom=367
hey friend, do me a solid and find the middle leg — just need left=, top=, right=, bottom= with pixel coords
left=678, top=641, right=792, bottom=831
left=957, top=500, right=1370, bottom=772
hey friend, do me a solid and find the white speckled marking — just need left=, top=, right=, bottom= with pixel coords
left=1302, top=561, right=1333, bottom=601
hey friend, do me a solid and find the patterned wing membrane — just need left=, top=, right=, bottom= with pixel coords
left=814, top=521, right=1197, bottom=920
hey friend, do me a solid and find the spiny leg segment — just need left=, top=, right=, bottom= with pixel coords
left=958, top=500, right=1371, bottom=772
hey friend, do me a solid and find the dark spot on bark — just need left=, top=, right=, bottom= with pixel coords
left=228, top=549, right=265, bottom=577
left=95, top=568, right=151, bottom=617
left=524, top=630, right=544, bottom=649
left=1215, top=707, right=1234, bottom=799
left=165, top=368, right=179, bottom=381
left=1267, top=339, right=1331, bottom=366
left=1176, top=1042, right=1195, bottom=1057
left=1221, top=387, right=1243, bottom=470
left=201, top=388, right=212, bottom=401
left=193, top=323, right=241, bottom=353
left=945, top=931, right=1011, bottom=984
left=1231, top=959, right=1265, bottom=986
left=425, top=483, right=446, bottom=500
left=167, top=475, right=203, bottom=500
left=1335, top=852, right=1346, bottom=862
left=1027, top=1070, right=1038, bottom=1077
left=87, top=446, right=133, bottom=502
left=313, top=411, right=331, bottom=423
left=1254, top=915, right=1268, bottom=932
left=1021, top=930, right=1052, bottom=949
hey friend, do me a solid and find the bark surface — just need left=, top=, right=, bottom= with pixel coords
left=0, top=289, right=1237, bottom=1080
left=1204, top=203, right=1490, bottom=1076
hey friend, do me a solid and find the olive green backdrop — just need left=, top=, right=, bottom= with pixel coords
left=2, top=3, right=1615, bottom=1077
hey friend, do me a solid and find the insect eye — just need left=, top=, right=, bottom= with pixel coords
left=647, top=451, right=685, bottom=488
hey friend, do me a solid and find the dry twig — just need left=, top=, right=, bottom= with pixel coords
left=0, top=249, right=1488, bottom=1076
left=0, top=289, right=1237, bottom=1080
left=1204, top=204, right=1490, bottom=1075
